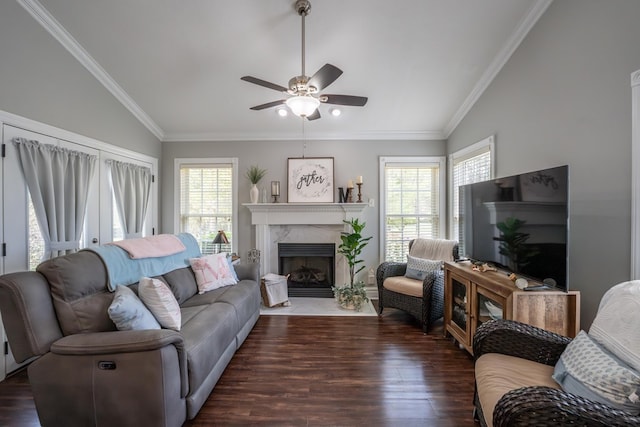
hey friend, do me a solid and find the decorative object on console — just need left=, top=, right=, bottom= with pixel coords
left=332, top=218, right=372, bottom=311
left=271, top=181, right=280, bottom=203
left=246, top=164, right=267, bottom=203
left=287, top=157, right=334, bottom=202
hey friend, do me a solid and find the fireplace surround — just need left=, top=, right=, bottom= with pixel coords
left=244, top=202, right=368, bottom=290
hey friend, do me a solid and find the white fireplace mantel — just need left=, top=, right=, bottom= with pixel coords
left=243, top=202, right=369, bottom=282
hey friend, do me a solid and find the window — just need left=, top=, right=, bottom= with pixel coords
left=176, top=158, right=238, bottom=254
left=449, top=135, right=494, bottom=256
left=379, top=156, right=446, bottom=262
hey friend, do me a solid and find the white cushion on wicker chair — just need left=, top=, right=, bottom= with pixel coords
left=409, top=238, right=457, bottom=262
left=383, top=276, right=422, bottom=298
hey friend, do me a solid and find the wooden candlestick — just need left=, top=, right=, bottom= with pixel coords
left=356, top=183, right=363, bottom=203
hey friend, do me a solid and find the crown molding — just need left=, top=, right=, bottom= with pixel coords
left=443, top=0, right=553, bottom=138
left=18, top=0, right=165, bottom=141
left=162, top=129, right=446, bottom=142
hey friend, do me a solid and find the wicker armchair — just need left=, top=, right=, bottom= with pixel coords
left=376, top=239, right=458, bottom=333
left=473, top=319, right=640, bottom=427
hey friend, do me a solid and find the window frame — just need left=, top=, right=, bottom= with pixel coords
left=174, top=157, right=239, bottom=253
left=448, top=135, right=495, bottom=243
left=378, top=156, right=447, bottom=262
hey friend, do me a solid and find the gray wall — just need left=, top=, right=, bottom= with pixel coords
left=448, top=0, right=640, bottom=328
left=0, top=1, right=160, bottom=158
left=161, top=139, right=446, bottom=282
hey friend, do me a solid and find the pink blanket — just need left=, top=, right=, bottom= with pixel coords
left=109, top=234, right=186, bottom=259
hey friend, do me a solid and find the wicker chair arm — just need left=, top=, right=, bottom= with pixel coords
left=376, top=262, right=407, bottom=291
left=494, top=386, right=640, bottom=427
left=473, top=319, right=571, bottom=365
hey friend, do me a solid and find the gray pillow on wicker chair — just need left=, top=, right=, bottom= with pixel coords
left=405, top=255, right=442, bottom=281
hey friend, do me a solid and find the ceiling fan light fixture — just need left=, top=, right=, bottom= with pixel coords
left=285, top=95, right=320, bottom=117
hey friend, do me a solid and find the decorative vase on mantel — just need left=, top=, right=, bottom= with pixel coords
left=250, top=184, right=259, bottom=204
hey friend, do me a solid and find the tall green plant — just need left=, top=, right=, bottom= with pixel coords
left=338, top=218, right=372, bottom=287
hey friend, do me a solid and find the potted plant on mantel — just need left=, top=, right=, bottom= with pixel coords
left=245, top=165, right=267, bottom=204
left=332, top=218, right=372, bottom=311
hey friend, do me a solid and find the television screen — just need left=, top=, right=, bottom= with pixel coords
left=458, top=165, right=569, bottom=291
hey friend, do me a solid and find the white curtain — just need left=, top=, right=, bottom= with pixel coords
left=12, top=137, right=97, bottom=259
left=107, top=160, right=151, bottom=239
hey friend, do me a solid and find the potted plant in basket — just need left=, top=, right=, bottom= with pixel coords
left=332, top=218, right=372, bottom=311
left=245, top=164, right=267, bottom=203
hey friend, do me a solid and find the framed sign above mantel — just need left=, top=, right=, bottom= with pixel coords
left=287, top=157, right=334, bottom=203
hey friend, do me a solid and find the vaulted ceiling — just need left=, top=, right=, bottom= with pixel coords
left=23, top=0, right=551, bottom=141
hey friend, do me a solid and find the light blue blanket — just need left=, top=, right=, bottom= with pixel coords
left=87, top=233, right=202, bottom=291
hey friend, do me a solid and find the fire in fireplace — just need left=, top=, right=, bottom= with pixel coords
left=278, top=243, right=335, bottom=298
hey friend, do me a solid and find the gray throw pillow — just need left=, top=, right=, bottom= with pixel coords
left=405, top=254, right=442, bottom=281
left=108, top=284, right=161, bottom=331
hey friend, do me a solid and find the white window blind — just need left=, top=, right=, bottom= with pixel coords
left=179, top=163, right=234, bottom=249
left=382, top=157, right=445, bottom=262
left=450, top=136, right=494, bottom=256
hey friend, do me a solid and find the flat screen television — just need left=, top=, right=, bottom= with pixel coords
left=458, top=165, right=569, bottom=291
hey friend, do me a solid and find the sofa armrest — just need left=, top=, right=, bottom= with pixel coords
left=494, top=386, right=640, bottom=427
left=0, top=271, right=63, bottom=362
left=51, top=330, right=188, bottom=397
left=233, top=263, right=260, bottom=283
left=473, top=319, right=571, bottom=366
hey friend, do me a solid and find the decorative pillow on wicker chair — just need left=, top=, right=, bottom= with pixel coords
left=405, top=254, right=442, bottom=281
left=552, top=330, right=640, bottom=414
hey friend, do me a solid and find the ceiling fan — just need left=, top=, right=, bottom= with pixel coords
left=241, top=0, right=368, bottom=121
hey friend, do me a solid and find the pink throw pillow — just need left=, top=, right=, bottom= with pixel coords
left=190, top=254, right=238, bottom=294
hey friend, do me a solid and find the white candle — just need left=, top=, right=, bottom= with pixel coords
left=347, top=180, right=354, bottom=188
left=357, top=175, right=363, bottom=184
left=271, top=181, right=280, bottom=196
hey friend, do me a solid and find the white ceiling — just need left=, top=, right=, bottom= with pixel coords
left=23, top=0, right=551, bottom=141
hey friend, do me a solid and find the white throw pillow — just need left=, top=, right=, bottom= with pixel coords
left=138, top=277, right=181, bottom=331
left=190, top=253, right=238, bottom=294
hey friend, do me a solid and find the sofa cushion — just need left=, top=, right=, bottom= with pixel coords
left=476, top=353, right=560, bottom=427
left=108, top=285, right=161, bottom=331
left=405, top=254, right=441, bottom=281
left=37, top=251, right=115, bottom=335
left=181, top=302, right=238, bottom=394
left=139, top=277, right=182, bottom=331
left=553, top=330, right=640, bottom=414
left=189, top=254, right=237, bottom=294
left=161, top=267, right=198, bottom=305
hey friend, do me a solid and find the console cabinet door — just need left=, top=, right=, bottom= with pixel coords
left=445, top=271, right=472, bottom=350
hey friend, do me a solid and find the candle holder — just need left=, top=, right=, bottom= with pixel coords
left=347, top=187, right=354, bottom=203
left=356, top=183, right=363, bottom=203
left=271, top=181, right=280, bottom=203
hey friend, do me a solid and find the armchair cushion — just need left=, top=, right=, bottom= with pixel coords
left=476, top=353, right=560, bottom=427
left=383, top=276, right=423, bottom=298
left=553, top=330, right=640, bottom=414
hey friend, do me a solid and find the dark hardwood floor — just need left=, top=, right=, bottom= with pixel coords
left=0, top=306, right=477, bottom=427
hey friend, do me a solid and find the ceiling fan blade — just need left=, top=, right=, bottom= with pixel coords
left=308, top=64, right=343, bottom=91
left=306, top=109, right=321, bottom=121
left=241, top=76, right=289, bottom=93
left=321, top=94, right=368, bottom=107
left=249, top=100, right=286, bottom=110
